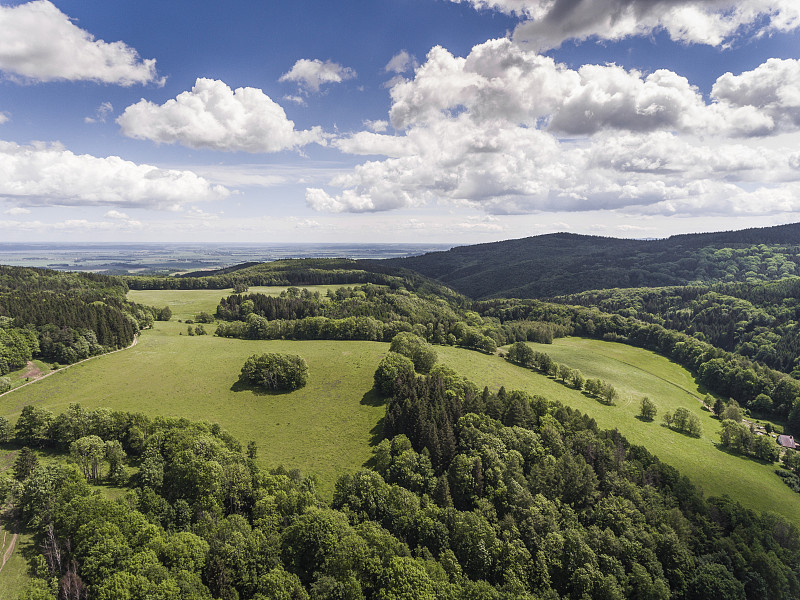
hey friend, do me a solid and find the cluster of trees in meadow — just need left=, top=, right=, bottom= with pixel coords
left=214, top=285, right=566, bottom=356
left=0, top=266, right=169, bottom=375
left=239, top=353, right=309, bottom=391
left=662, top=408, right=703, bottom=438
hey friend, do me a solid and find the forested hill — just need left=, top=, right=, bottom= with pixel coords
left=0, top=266, right=165, bottom=374
left=382, top=222, right=800, bottom=299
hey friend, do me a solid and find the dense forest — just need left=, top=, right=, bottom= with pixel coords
left=555, top=278, right=800, bottom=376
left=0, top=266, right=166, bottom=373
left=4, top=359, right=799, bottom=599
left=383, top=223, right=800, bottom=299
left=122, top=259, right=404, bottom=291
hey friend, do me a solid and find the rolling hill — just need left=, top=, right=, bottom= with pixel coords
left=381, top=222, right=800, bottom=299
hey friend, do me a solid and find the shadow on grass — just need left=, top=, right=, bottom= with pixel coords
left=713, top=442, right=777, bottom=466
left=362, top=418, right=386, bottom=469
left=660, top=423, right=702, bottom=439
left=229, top=379, right=292, bottom=396
left=635, top=415, right=655, bottom=423
left=580, top=390, right=615, bottom=406
left=360, top=388, right=386, bottom=407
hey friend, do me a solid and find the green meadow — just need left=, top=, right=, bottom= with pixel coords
left=128, top=285, right=347, bottom=321
left=0, top=320, right=388, bottom=500
left=438, top=338, right=800, bottom=526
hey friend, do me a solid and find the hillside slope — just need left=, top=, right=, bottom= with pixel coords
left=384, top=222, right=800, bottom=299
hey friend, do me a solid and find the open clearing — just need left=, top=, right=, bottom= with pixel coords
left=0, top=524, right=32, bottom=600
left=0, top=320, right=388, bottom=500
left=128, top=285, right=348, bottom=321
left=437, top=338, right=800, bottom=526
left=4, top=287, right=798, bottom=528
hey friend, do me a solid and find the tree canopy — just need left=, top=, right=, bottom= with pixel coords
left=240, top=352, right=309, bottom=391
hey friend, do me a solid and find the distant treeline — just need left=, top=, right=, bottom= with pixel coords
left=557, top=278, right=800, bottom=376
left=385, top=223, right=800, bottom=299
left=123, top=258, right=402, bottom=290
left=0, top=265, right=163, bottom=373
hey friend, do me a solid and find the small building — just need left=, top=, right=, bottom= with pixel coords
left=777, top=434, right=796, bottom=449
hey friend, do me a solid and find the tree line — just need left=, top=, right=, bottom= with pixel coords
left=0, top=265, right=168, bottom=375
left=214, top=285, right=566, bottom=355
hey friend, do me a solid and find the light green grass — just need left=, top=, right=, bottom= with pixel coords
left=0, top=527, right=34, bottom=600
left=436, top=338, right=800, bottom=526
left=1, top=360, right=52, bottom=393
left=0, top=320, right=388, bottom=500
left=128, top=285, right=348, bottom=320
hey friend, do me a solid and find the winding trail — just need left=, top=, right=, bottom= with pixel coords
left=0, top=333, right=139, bottom=399
left=0, top=529, right=17, bottom=573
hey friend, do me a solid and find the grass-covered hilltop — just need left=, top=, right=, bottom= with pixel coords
left=3, top=224, right=800, bottom=599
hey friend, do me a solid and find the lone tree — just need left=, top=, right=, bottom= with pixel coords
left=240, top=353, right=308, bottom=391
left=639, top=397, right=657, bottom=421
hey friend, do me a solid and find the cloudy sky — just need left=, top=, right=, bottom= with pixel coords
left=0, top=0, right=798, bottom=243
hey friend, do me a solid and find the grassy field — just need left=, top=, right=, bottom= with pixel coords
left=0, top=525, right=33, bottom=600
left=436, top=338, right=800, bottom=526
left=128, top=285, right=347, bottom=321
left=0, top=320, right=388, bottom=501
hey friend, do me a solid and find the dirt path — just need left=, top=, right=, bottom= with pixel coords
left=0, top=333, right=138, bottom=399
left=0, top=531, right=17, bottom=573
left=20, top=362, right=43, bottom=381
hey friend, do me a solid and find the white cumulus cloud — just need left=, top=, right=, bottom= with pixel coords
left=385, top=50, right=418, bottom=74
left=312, top=38, right=800, bottom=218
left=0, top=140, right=229, bottom=209
left=387, top=39, right=800, bottom=138
left=118, top=78, right=325, bottom=153
left=0, top=0, right=161, bottom=85
left=279, top=59, right=356, bottom=93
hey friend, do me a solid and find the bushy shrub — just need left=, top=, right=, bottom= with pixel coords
left=389, top=332, right=437, bottom=373
left=374, top=352, right=415, bottom=396
left=240, top=353, right=309, bottom=391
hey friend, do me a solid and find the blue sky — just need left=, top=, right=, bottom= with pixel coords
left=0, top=0, right=798, bottom=243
